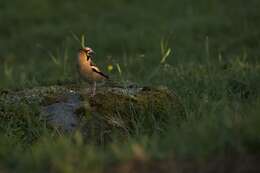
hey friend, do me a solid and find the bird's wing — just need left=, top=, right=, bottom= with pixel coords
left=91, top=66, right=109, bottom=79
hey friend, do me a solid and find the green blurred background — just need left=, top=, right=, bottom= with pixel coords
left=1, top=0, right=260, bottom=172
left=1, top=0, right=259, bottom=88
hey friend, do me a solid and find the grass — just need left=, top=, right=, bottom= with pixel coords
left=1, top=0, right=260, bottom=172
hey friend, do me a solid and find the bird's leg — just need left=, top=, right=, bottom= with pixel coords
left=91, top=81, right=96, bottom=97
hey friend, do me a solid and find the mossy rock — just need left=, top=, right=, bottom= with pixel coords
left=0, top=84, right=186, bottom=144
left=86, top=86, right=185, bottom=126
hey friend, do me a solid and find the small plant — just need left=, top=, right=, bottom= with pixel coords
left=160, top=37, right=172, bottom=64
left=146, top=37, right=172, bottom=82
left=71, top=32, right=87, bottom=48
left=3, top=61, right=13, bottom=83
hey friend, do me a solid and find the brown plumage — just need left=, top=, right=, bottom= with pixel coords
left=77, top=47, right=109, bottom=96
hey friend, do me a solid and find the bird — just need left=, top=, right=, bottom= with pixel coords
left=77, top=47, right=109, bottom=96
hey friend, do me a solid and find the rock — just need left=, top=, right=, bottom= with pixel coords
left=41, top=91, right=81, bottom=132
left=0, top=84, right=186, bottom=143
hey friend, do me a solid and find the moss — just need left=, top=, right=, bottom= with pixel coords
left=78, top=85, right=186, bottom=143
left=87, top=86, right=185, bottom=122
left=0, top=84, right=186, bottom=144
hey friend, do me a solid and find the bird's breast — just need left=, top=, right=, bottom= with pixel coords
left=77, top=57, right=104, bottom=82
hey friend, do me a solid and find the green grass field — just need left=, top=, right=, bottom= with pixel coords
left=1, top=0, right=260, bottom=172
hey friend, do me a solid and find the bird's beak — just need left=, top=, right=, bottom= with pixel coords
left=89, top=50, right=95, bottom=57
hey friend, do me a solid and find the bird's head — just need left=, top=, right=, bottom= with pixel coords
left=79, top=47, right=95, bottom=61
